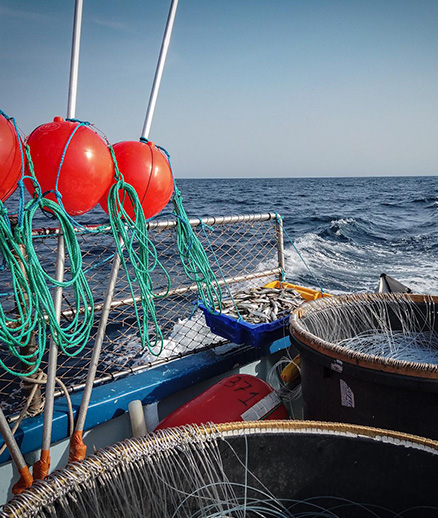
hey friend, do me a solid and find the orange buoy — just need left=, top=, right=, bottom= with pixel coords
left=99, top=140, right=174, bottom=220
left=26, top=117, right=114, bottom=216
left=0, top=112, right=23, bottom=202
left=156, top=374, right=289, bottom=430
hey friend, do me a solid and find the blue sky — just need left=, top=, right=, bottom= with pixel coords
left=1, top=0, right=438, bottom=178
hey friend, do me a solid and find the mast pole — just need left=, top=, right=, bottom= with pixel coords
left=69, top=0, right=179, bottom=462
left=34, top=0, right=84, bottom=480
left=141, top=0, right=179, bottom=140
left=67, top=0, right=84, bottom=119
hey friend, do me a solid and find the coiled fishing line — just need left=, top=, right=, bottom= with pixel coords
left=299, top=294, right=438, bottom=365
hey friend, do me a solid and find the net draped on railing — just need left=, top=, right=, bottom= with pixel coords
left=0, top=213, right=284, bottom=419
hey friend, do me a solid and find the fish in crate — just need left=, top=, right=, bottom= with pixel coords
left=199, top=282, right=325, bottom=347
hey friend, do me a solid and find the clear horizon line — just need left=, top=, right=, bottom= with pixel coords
left=177, top=173, right=438, bottom=180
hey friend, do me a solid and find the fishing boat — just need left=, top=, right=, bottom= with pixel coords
left=1, top=1, right=438, bottom=516
left=0, top=212, right=299, bottom=500
left=0, top=1, right=322, bottom=505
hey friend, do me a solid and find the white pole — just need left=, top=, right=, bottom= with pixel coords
left=35, top=0, right=83, bottom=480
left=67, top=0, right=84, bottom=119
left=0, top=408, right=33, bottom=493
left=129, top=400, right=147, bottom=437
left=141, top=0, right=179, bottom=140
left=69, top=0, right=179, bottom=461
left=70, top=251, right=121, bottom=437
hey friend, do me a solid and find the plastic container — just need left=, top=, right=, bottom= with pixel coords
left=289, top=292, right=438, bottom=440
left=200, top=282, right=328, bottom=347
left=199, top=302, right=289, bottom=347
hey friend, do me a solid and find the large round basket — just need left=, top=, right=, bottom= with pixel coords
left=290, top=292, right=438, bottom=439
left=2, top=420, right=438, bottom=518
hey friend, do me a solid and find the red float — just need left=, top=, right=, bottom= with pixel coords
left=0, top=113, right=23, bottom=202
left=155, top=374, right=289, bottom=430
left=26, top=117, right=114, bottom=216
left=99, top=140, right=174, bottom=220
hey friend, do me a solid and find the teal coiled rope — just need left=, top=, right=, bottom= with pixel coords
left=0, top=204, right=46, bottom=377
left=16, top=145, right=95, bottom=358
left=19, top=200, right=94, bottom=358
left=157, top=145, right=222, bottom=313
left=107, top=144, right=170, bottom=357
left=0, top=112, right=46, bottom=376
left=0, top=111, right=98, bottom=377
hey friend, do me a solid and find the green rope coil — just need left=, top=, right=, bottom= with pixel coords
left=0, top=205, right=47, bottom=377
left=155, top=145, right=222, bottom=313
left=0, top=127, right=96, bottom=375
left=172, top=187, right=222, bottom=313
left=22, top=146, right=94, bottom=358
left=107, top=145, right=170, bottom=357
left=19, top=196, right=95, bottom=358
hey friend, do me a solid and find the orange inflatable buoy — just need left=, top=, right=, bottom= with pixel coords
left=26, top=117, right=114, bottom=216
left=156, top=374, right=288, bottom=430
left=99, top=140, right=174, bottom=220
left=0, top=112, right=23, bottom=202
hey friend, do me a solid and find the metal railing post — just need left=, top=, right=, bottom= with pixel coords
left=274, top=215, right=286, bottom=281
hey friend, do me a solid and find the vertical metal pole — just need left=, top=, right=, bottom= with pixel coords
left=33, top=240, right=65, bottom=479
left=67, top=0, right=84, bottom=120
left=69, top=251, right=121, bottom=460
left=141, top=0, right=179, bottom=140
left=275, top=216, right=286, bottom=282
left=0, top=408, right=33, bottom=494
left=0, top=409, right=27, bottom=470
left=35, top=0, right=83, bottom=479
left=70, top=0, right=179, bottom=462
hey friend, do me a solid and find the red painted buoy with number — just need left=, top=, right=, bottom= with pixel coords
left=155, top=374, right=288, bottom=430
left=99, top=140, right=174, bottom=220
left=0, top=113, right=22, bottom=202
left=26, top=117, right=114, bottom=216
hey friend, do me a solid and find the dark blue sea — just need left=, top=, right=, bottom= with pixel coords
left=6, top=175, right=438, bottom=295
left=176, top=176, right=438, bottom=295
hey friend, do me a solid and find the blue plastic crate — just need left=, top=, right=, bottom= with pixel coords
left=198, top=302, right=290, bottom=348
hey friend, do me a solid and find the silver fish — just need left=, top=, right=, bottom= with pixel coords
left=221, top=286, right=304, bottom=324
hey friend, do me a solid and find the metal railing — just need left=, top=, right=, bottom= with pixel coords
left=0, top=213, right=285, bottom=419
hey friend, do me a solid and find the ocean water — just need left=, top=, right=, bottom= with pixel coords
left=176, top=176, right=438, bottom=295
left=5, top=175, right=437, bottom=296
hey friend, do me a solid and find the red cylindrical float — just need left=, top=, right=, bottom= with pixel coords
left=26, top=117, right=114, bottom=216
left=156, top=374, right=289, bottom=430
left=99, top=140, right=174, bottom=220
left=0, top=113, right=23, bottom=202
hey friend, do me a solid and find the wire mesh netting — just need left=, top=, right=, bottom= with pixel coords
left=0, top=213, right=283, bottom=418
